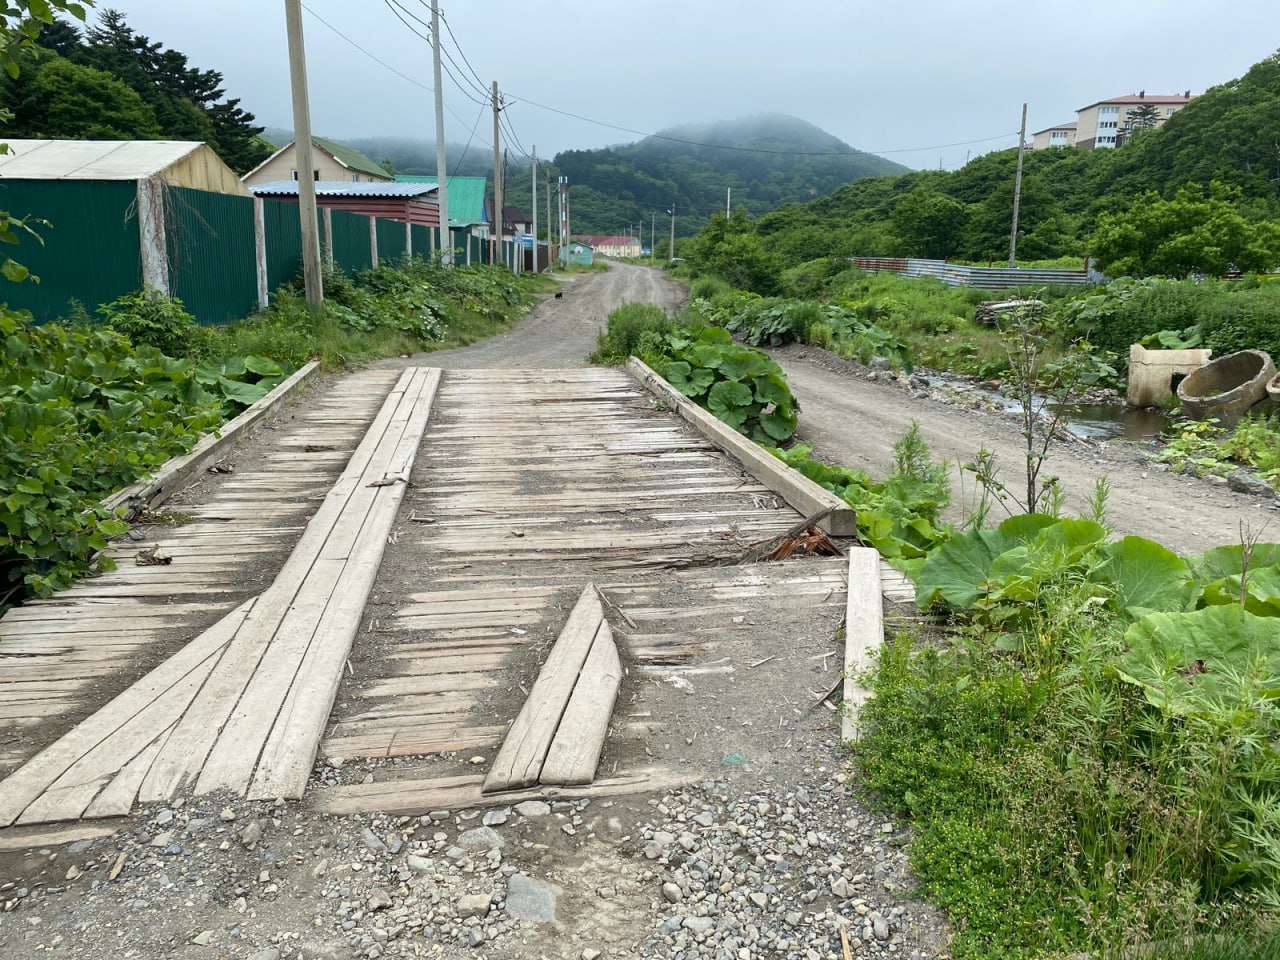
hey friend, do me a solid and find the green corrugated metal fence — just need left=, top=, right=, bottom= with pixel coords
left=263, top=198, right=305, bottom=291
left=0, top=180, right=141, bottom=323
left=376, top=219, right=406, bottom=264
left=0, top=180, right=516, bottom=327
left=330, top=209, right=371, bottom=274
left=166, top=186, right=257, bottom=326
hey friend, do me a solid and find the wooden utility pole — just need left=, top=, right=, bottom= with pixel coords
left=668, top=204, right=676, bottom=261
left=650, top=212, right=655, bottom=262
left=429, top=0, right=451, bottom=267
left=545, top=173, right=553, bottom=271
left=283, top=0, right=322, bottom=309
left=491, top=81, right=503, bottom=267
left=1008, top=101, right=1028, bottom=268
left=531, top=145, right=538, bottom=272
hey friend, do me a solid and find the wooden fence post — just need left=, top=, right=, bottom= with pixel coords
left=405, top=221, right=412, bottom=258
left=254, top=197, right=268, bottom=308
left=369, top=217, right=378, bottom=267
left=323, top=208, right=334, bottom=268
left=136, top=176, right=171, bottom=295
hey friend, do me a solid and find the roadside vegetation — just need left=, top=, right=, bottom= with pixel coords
left=1, top=255, right=550, bottom=608
left=594, top=278, right=1280, bottom=956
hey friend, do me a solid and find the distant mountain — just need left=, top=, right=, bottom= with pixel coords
left=525, top=114, right=906, bottom=239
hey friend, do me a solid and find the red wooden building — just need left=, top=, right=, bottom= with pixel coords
left=248, top=180, right=441, bottom=227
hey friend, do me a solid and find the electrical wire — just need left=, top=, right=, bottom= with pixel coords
left=382, top=0, right=489, bottom=106
left=450, top=101, right=488, bottom=178
left=436, top=7, right=490, bottom=97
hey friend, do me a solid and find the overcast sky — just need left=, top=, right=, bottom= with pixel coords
left=96, top=1, right=1274, bottom=170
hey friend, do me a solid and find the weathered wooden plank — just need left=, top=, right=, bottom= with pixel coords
left=0, top=820, right=121, bottom=852
left=313, top=768, right=695, bottom=817
left=842, top=548, right=884, bottom=743
left=540, top=625, right=621, bottom=786
left=482, top=586, right=604, bottom=794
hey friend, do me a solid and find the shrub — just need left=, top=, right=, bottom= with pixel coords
left=689, top=275, right=731, bottom=301
left=97, top=289, right=212, bottom=358
left=590, top=302, right=674, bottom=364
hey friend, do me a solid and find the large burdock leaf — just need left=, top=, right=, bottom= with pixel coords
left=757, top=406, right=798, bottom=442
left=718, top=349, right=770, bottom=381
left=1195, top=543, right=1280, bottom=581
left=707, top=379, right=753, bottom=430
left=664, top=361, right=715, bottom=399
left=1116, top=606, right=1280, bottom=714
left=1201, top=564, right=1280, bottom=617
left=915, top=514, right=1058, bottom=609
left=1094, top=535, right=1193, bottom=618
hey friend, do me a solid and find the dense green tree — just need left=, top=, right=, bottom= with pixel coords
left=31, top=58, right=161, bottom=139
left=685, top=212, right=785, bottom=295
left=890, top=187, right=968, bottom=259
left=1090, top=183, right=1280, bottom=276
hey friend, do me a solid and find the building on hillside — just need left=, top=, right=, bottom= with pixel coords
left=242, top=137, right=392, bottom=186
left=1035, top=91, right=1193, bottom=150
left=575, top=234, right=642, bottom=258
left=0, top=138, right=249, bottom=194
left=1031, top=121, right=1077, bottom=150
left=560, top=240, right=594, bottom=266
left=248, top=180, right=440, bottom=226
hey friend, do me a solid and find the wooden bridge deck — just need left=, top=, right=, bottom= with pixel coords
left=0, top=366, right=904, bottom=831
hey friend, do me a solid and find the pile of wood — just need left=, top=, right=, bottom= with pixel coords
left=976, top=299, right=1044, bottom=326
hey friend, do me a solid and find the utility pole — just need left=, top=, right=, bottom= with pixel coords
left=667, top=205, right=676, bottom=262
left=545, top=173, right=553, bottom=271
left=726, top=187, right=731, bottom=218
left=650, top=212, right=655, bottom=262
left=283, top=0, right=322, bottom=309
left=1009, top=101, right=1028, bottom=268
left=531, top=145, right=538, bottom=273
left=429, top=0, right=450, bottom=267
left=491, top=80, right=503, bottom=268
left=558, top=176, right=569, bottom=263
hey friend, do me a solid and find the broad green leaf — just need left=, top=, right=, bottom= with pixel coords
left=664, top=361, right=714, bottom=398
left=707, top=380, right=753, bottom=421
left=757, top=406, right=797, bottom=442
left=1201, top=564, right=1280, bottom=617
left=1195, top=543, right=1280, bottom=581
left=718, top=350, right=770, bottom=381
left=1094, top=536, right=1193, bottom=618
left=243, top=355, right=284, bottom=378
left=1116, top=606, right=1280, bottom=714
left=216, top=376, right=270, bottom=408
left=915, top=514, right=1058, bottom=609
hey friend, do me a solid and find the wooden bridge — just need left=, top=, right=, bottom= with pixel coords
left=0, top=366, right=905, bottom=839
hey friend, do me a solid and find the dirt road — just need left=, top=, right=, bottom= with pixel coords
left=379, top=261, right=686, bottom=370
left=501, top=262, right=1277, bottom=557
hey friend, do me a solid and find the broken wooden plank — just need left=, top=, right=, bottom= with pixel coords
left=482, top=585, right=604, bottom=793
left=540, top=621, right=622, bottom=785
left=842, top=548, right=884, bottom=743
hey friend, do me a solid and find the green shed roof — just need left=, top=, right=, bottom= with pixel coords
left=314, top=137, right=391, bottom=180
left=395, top=175, right=488, bottom=225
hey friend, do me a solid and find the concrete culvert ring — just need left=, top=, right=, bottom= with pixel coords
left=1177, top=349, right=1275, bottom=425
left=1269, top=371, right=1280, bottom=405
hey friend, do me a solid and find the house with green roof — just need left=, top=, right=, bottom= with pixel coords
left=395, top=175, right=488, bottom=227
left=242, top=136, right=392, bottom=188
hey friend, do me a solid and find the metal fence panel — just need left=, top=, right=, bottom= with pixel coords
left=330, top=209, right=371, bottom=274
left=166, top=186, right=257, bottom=326
left=410, top=224, right=432, bottom=260
left=0, top=180, right=141, bottom=323
left=376, top=219, right=406, bottom=263
left=263, top=198, right=305, bottom=292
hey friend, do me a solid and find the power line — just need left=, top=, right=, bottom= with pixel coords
left=382, top=0, right=488, bottom=105
left=300, top=2, right=477, bottom=130
left=450, top=101, right=488, bottom=177
left=435, top=7, right=489, bottom=95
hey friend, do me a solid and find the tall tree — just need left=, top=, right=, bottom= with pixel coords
left=31, top=58, right=161, bottom=140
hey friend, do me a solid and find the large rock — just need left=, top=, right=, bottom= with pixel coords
left=1228, top=469, right=1275, bottom=498
left=505, top=873, right=559, bottom=923
left=457, top=826, right=504, bottom=851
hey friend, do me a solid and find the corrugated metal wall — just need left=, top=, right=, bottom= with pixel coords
left=853, top=256, right=1093, bottom=290
left=330, top=209, right=372, bottom=274
left=0, top=181, right=518, bottom=327
left=0, top=180, right=141, bottom=322
left=376, top=219, right=406, bottom=263
left=263, top=198, right=305, bottom=291
left=166, top=186, right=258, bottom=326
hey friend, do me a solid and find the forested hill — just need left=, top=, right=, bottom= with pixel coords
left=519, top=114, right=906, bottom=239
left=1, top=11, right=272, bottom=174
left=754, top=51, right=1280, bottom=265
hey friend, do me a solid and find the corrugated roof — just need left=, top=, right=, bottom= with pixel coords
left=249, top=180, right=438, bottom=199
left=396, top=175, right=488, bottom=225
left=1077, top=93, right=1193, bottom=111
left=1033, top=121, right=1078, bottom=134
left=313, top=137, right=392, bottom=180
left=0, top=139, right=206, bottom=180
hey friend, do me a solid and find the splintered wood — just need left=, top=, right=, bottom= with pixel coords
left=0, top=369, right=440, bottom=827
left=483, top=586, right=621, bottom=793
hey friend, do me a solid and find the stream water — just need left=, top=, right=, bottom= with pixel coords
left=921, top=375, right=1170, bottom=442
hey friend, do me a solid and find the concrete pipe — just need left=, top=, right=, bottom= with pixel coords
left=1176, top=349, right=1275, bottom=426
